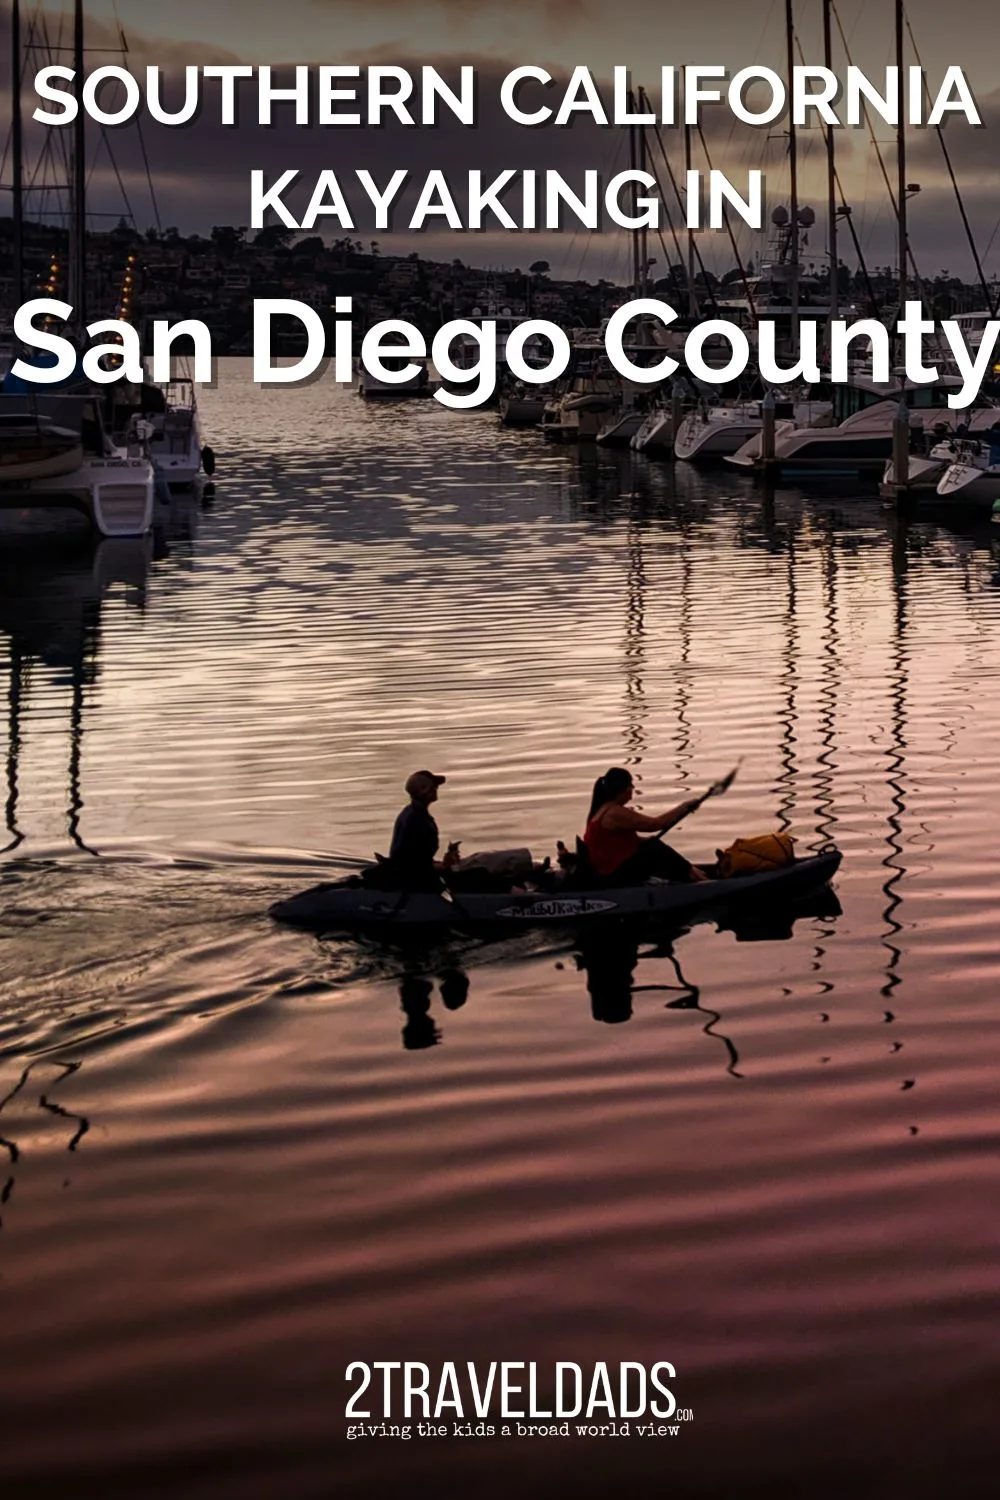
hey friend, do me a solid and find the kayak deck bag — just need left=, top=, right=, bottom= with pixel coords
left=716, top=832, right=796, bottom=878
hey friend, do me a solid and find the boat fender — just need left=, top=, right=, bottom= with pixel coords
left=201, top=444, right=216, bottom=477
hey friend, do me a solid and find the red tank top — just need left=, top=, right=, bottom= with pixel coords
left=584, top=807, right=640, bottom=876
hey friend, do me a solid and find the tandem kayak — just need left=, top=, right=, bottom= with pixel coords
left=269, top=849, right=842, bottom=931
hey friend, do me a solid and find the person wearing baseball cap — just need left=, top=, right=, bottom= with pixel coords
left=388, top=770, right=450, bottom=889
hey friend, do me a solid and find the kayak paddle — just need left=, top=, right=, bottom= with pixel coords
left=692, top=759, right=742, bottom=810
left=654, top=760, right=741, bottom=840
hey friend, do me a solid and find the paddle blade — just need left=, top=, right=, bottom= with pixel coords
left=706, top=761, right=741, bottom=799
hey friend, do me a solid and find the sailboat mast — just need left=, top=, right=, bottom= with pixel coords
left=895, top=0, right=907, bottom=309
left=823, top=0, right=838, bottom=325
left=684, top=118, right=697, bottom=315
left=628, top=106, right=641, bottom=295
left=70, top=0, right=86, bottom=327
left=12, top=0, right=24, bottom=310
left=638, top=123, right=648, bottom=295
left=785, top=0, right=799, bottom=340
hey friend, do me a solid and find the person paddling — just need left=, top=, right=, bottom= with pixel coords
left=584, top=767, right=708, bottom=884
left=388, top=770, right=455, bottom=890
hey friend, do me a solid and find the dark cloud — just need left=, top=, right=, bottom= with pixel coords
left=310, top=0, right=590, bottom=15
left=3, top=3, right=998, bottom=281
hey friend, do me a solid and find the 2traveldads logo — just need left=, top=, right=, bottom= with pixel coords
left=345, top=1361, right=693, bottom=1438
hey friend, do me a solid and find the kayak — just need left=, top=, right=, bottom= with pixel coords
left=269, top=848, right=842, bottom=931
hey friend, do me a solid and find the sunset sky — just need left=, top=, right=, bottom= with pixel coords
left=5, top=1, right=1000, bottom=280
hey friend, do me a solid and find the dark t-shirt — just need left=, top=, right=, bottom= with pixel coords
left=389, top=801, right=440, bottom=880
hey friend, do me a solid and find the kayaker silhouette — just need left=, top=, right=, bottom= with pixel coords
left=583, top=767, right=708, bottom=885
left=387, top=770, right=458, bottom=891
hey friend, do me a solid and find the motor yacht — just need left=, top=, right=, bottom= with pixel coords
left=727, top=376, right=1000, bottom=475
left=676, top=393, right=832, bottom=463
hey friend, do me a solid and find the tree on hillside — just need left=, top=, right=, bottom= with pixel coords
left=253, top=225, right=295, bottom=252
left=211, top=225, right=247, bottom=257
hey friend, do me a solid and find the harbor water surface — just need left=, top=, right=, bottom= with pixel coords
left=2, top=368, right=999, bottom=1498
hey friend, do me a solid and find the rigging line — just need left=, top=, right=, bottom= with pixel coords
left=696, top=121, right=756, bottom=318
left=569, top=127, right=623, bottom=284
left=28, top=9, right=72, bottom=218
left=723, top=0, right=780, bottom=159
left=829, top=0, right=928, bottom=309
left=113, top=11, right=162, bottom=233
left=904, top=12, right=995, bottom=315
left=88, top=125, right=139, bottom=227
left=1, top=7, right=40, bottom=191
left=790, top=26, right=891, bottom=321
left=646, top=114, right=718, bottom=313
left=983, top=214, right=1000, bottom=263
left=635, top=97, right=686, bottom=279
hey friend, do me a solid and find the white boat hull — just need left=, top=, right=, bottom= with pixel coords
left=0, top=455, right=155, bottom=537
left=632, top=412, right=674, bottom=453
left=674, top=407, right=762, bottom=462
left=597, top=409, right=645, bottom=445
left=936, top=462, right=1000, bottom=506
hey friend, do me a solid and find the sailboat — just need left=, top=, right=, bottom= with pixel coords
left=0, top=1, right=154, bottom=538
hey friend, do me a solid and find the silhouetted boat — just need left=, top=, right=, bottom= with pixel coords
left=270, top=849, right=842, bottom=930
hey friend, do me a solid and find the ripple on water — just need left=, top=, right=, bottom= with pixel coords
left=3, top=373, right=1000, bottom=1496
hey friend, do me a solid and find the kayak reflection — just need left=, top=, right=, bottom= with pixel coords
left=399, top=967, right=470, bottom=1050
left=390, top=890, right=842, bottom=1059
left=579, top=933, right=743, bottom=1078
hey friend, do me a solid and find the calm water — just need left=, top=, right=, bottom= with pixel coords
left=3, top=368, right=1000, bottom=1497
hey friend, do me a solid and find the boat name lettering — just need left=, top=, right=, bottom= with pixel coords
left=496, top=898, right=619, bottom=919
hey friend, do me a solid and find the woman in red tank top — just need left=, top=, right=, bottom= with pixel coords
left=583, top=768, right=708, bottom=885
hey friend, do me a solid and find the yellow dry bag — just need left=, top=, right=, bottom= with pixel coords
left=717, top=833, right=796, bottom=878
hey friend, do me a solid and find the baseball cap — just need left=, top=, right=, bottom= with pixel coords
left=405, top=769, right=446, bottom=798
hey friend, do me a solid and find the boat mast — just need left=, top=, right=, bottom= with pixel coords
left=823, top=0, right=838, bottom=327
left=684, top=117, right=698, bottom=315
left=628, top=105, right=641, bottom=296
left=12, top=0, right=24, bottom=310
left=785, top=0, right=799, bottom=341
left=69, top=0, right=86, bottom=328
left=638, top=121, right=648, bottom=295
left=895, top=0, right=907, bottom=310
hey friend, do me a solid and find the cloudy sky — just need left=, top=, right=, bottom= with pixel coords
left=5, top=0, right=1000, bottom=282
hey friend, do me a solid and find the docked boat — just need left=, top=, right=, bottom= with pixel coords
left=541, top=354, right=621, bottom=441
left=0, top=410, right=83, bottom=481
left=444, top=302, right=552, bottom=407
left=727, top=376, right=1000, bottom=476
left=0, top=392, right=154, bottom=537
left=125, top=378, right=211, bottom=489
left=358, top=355, right=433, bottom=398
left=631, top=404, right=676, bottom=454
left=498, top=384, right=548, bottom=428
left=596, top=404, right=647, bottom=446
left=270, top=849, right=842, bottom=931
left=935, top=435, right=1000, bottom=507
left=880, top=433, right=964, bottom=493
left=675, top=393, right=833, bottom=463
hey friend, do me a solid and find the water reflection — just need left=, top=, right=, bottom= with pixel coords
left=398, top=967, right=470, bottom=1050
left=0, top=1059, right=90, bottom=1231
left=0, top=499, right=200, bottom=853
left=383, top=891, right=842, bottom=1063
left=5, top=386, right=1000, bottom=1497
